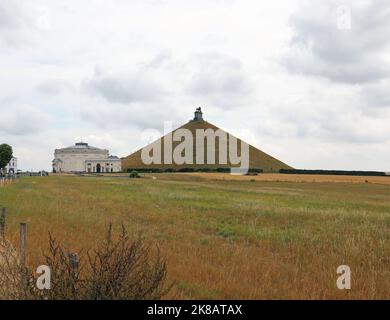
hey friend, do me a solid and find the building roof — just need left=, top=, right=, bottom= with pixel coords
left=85, top=156, right=121, bottom=162
left=56, top=142, right=107, bottom=152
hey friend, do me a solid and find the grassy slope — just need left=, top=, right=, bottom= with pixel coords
left=122, top=121, right=292, bottom=172
left=0, top=174, right=389, bottom=299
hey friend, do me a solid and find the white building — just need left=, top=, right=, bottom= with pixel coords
left=4, top=157, right=17, bottom=174
left=52, top=142, right=121, bottom=173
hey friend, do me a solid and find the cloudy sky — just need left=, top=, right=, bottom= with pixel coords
left=1, top=0, right=390, bottom=171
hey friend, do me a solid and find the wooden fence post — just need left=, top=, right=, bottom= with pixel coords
left=19, top=223, right=27, bottom=268
left=69, top=253, right=79, bottom=298
left=69, top=253, right=79, bottom=271
left=0, top=207, right=5, bottom=238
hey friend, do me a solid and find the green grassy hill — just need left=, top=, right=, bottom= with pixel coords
left=122, top=120, right=292, bottom=172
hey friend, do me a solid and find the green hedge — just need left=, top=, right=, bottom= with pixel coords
left=126, top=168, right=162, bottom=173
left=279, top=169, right=386, bottom=177
left=126, top=167, right=263, bottom=173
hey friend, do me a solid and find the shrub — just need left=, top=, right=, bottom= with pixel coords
left=129, top=170, right=140, bottom=178
left=0, top=225, right=171, bottom=300
left=127, top=168, right=162, bottom=173
left=0, top=238, right=25, bottom=299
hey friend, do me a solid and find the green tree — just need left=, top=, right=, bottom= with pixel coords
left=0, top=144, right=13, bottom=171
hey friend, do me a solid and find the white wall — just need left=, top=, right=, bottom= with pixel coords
left=85, top=159, right=122, bottom=173
left=5, top=157, right=17, bottom=173
left=54, top=151, right=108, bottom=172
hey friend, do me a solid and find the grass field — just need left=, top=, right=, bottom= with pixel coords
left=0, top=173, right=389, bottom=299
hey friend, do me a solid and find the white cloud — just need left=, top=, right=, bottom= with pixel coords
left=187, top=52, right=254, bottom=108
left=0, top=0, right=390, bottom=171
left=0, top=104, right=49, bottom=135
left=281, top=0, right=390, bottom=84
left=83, top=65, right=165, bottom=104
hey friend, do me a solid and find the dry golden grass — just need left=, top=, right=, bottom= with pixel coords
left=185, top=172, right=390, bottom=185
left=0, top=174, right=389, bottom=299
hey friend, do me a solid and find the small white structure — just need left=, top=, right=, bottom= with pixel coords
left=52, top=142, right=121, bottom=173
left=4, top=157, right=17, bottom=174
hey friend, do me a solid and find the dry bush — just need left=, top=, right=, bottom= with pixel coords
left=42, top=234, right=84, bottom=300
left=85, top=224, right=170, bottom=299
left=0, top=224, right=171, bottom=300
left=0, top=238, right=38, bottom=299
left=0, top=238, right=22, bottom=299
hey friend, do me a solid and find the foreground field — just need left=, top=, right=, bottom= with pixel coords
left=0, top=174, right=389, bottom=299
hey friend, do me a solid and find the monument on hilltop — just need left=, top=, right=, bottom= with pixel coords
left=193, top=107, right=204, bottom=121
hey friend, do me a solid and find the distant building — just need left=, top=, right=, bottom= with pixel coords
left=4, top=157, right=17, bottom=174
left=52, top=142, right=121, bottom=173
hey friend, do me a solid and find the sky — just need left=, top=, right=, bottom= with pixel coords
left=1, top=0, right=390, bottom=172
